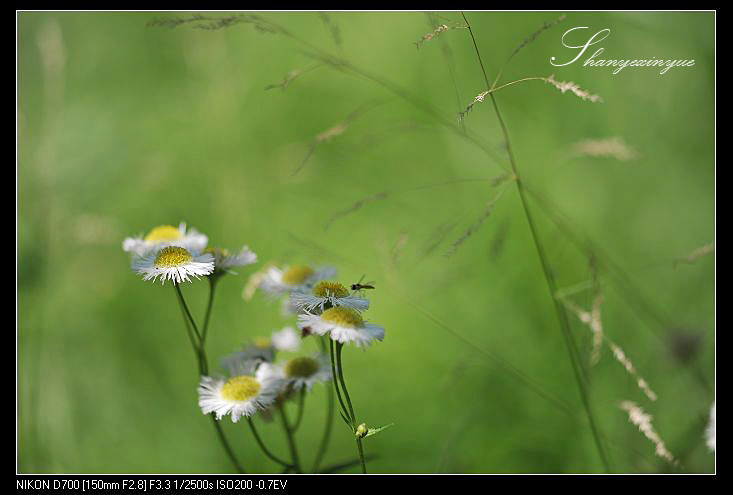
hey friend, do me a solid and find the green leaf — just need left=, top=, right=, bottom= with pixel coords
left=339, top=410, right=352, bottom=428
left=364, top=423, right=395, bottom=438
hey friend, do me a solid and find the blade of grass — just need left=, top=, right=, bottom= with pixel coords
left=460, top=11, right=611, bottom=472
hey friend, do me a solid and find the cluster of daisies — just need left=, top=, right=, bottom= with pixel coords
left=199, top=264, right=385, bottom=423
left=124, top=222, right=256, bottom=283
left=259, top=264, right=385, bottom=349
left=123, top=223, right=384, bottom=425
left=201, top=325, right=333, bottom=423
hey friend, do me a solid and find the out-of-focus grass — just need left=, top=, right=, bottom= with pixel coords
left=18, top=11, right=714, bottom=473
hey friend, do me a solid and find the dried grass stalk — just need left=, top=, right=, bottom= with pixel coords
left=265, top=65, right=322, bottom=91
left=414, top=23, right=467, bottom=49
left=324, top=192, right=390, bottom=231
left=507, top=15, right=566, bottom=62
left=445, top=188, right=505, bottom=256
left=674, top=242, right=714, bottom=267
left=609, top=343, right=658, bottom=401
left=315, top=122, right=349, bottom=143
left=458, top=90, right=490, bottom=120
left=458, top=71, right=602, bottom=120
left=293, top=102, right=381, bottom=176
left=319, top=12, right=342, bottom=47
left=148, top=14, right=278, bottom=33
left=561, top=295, right=657, bottom=401
left=573, top=137, right=638, bottom=161
left=391, top=232, right=409, bottom=266
left=562, top=296, right=603, bottom=365
left=544, top=74, right=603, bottom=103
left=620, top=401, right=678, bottom=465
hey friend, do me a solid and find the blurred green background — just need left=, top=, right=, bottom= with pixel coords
left=17, top=11, right=714, bottom=473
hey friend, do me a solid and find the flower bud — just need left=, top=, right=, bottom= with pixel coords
left=355, top=423, right=368, bottom=438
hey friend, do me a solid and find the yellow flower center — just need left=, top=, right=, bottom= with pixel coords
left=153, top=246, right=192, bottom=268
left=281, top=265, right=315, bottom=285
left=284, top=357, right=319, bottom=378
left=321, top=307, right=363, bottom=328
left=220, top=376, right=261, bottom=402
left=144, top=225, right=182, bottom=243
left=312, top=281, right=349, bottom=298
left=253, top=337, right=271, bottom=349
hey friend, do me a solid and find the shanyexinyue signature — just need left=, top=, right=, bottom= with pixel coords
left=551, top=27, right=695, bottom=74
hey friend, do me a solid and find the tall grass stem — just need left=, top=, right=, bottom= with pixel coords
left=460, top=12, right=611, bottom=472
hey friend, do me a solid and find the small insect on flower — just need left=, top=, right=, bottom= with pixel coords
left=198, top=363, right=284, bottom=423
left=351, top=274, right=375, bottom=293
left=122, top=222, right=208, bottom=257
left=289, top=280, right=369, bottom=313
left=258, top=264, right=338, bottom=296
left=297, top=307, right=385, bottom=348
left=131, top=245, right=214, bottom=284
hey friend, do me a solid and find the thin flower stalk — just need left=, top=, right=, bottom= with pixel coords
left=278, top=405, right=303, bottom=473
left=248, top=418, right=294, bottom=470
left=312, top=336, right=336, bottom=472
left=172, top=285, right=245, bottom=473
left=335, top=342, right=367, bottom=473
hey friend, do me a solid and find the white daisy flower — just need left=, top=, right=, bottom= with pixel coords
left=280, top=297, right=302, bottom=317
left=131, top=245, right=214, bottom=284
left=705, top=401, right=715, bottom=453
left=258, top=264, right=338, bottom=295
left=289, top=280, right=369, bottom=313
left=206, top=245, right=257, bottom=275
left=221, top=327, right=302, bottom=371
left=271, top=326, right=301, bottom=352
left=219, top=351, right=262, bottom=376
left=198, top=363, right=284, bottom=423
left=297, top=307, right=385, bottom=348
left=122, top=222, right=208, bottom=257
left=221, top=338, right=276, bottom=368
left=242, top=263, right=275, bottom=301
left=279, top=354, right=332, bottom=392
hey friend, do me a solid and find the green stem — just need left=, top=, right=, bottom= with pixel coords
left=334, top=343, right=356, bottom=424
left=312, top=337, right=335, bottom=473
left=320, top=454, right=378, bottom=473
left=247, top=418, right=294, bottom=470
left=292, top=388, right=306, bottom=432
left=460, top=12, right=610, bottom=472
left=201, top=277, right=218, bottom=347
left=489, top=76, right=547, bottom=94
left=172, top=284, right=242, bottom=472
left=335, top=342, right=367, bottom=474
left=174, top=283, right=202, bottom=343
left=173, top=284, right=202, bottom=370
left=355, top=436, right=367, bottom=474
left=523, top=184, right=711, bottom=392
left=210, top=417, right=246, bottom=473
left=329, top=338, right=352, bottom=423
left=173, top=283, right=208, bottom=374
left=278, top=405, right=303, bottom=473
